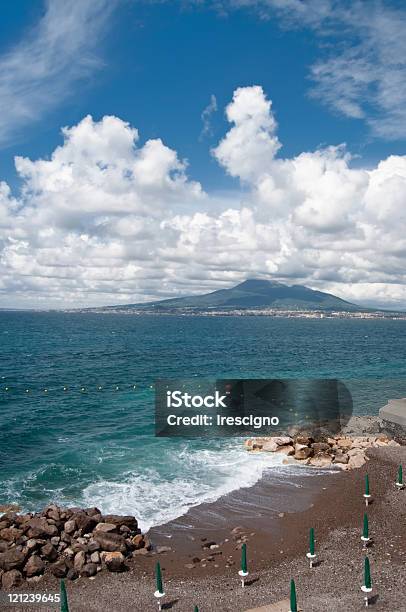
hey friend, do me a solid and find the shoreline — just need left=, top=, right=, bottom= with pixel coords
left=1, top=445, right=406, bottom=610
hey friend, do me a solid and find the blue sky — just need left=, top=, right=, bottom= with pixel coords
left=1, top=1, right=406, bottom=308
left=1, top=1, right=404, bottom=190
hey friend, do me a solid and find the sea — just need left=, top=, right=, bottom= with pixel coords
left=1, top=312, right=406, bottom=531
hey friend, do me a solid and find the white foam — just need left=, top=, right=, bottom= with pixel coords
left=81, top=441, right=285, bottom=532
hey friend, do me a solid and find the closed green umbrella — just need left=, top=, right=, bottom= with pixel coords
left=194, top=607, right=199, bottom=612
left=361, top=557, right=372, bottom=607
left=361, top=512, right=370, bottom=547
left=290, top=579, right=297, bottom=612
left=396, top=465, right=404, bottom=489
left=238, top=543, right=249, bottom=587
left=241, top=543, right=247, bottom=574
left=364, top=474, right=371, bottom=506
left=154, top=562, right=165, bottom=609
left=60, top=580, right=69, bottom=612
left=306, top=527, right=316, bottom=567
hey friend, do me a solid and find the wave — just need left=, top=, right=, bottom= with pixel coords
left=80, top=441, right=286, bottom=532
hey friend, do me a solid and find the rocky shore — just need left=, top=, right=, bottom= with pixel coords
left=0, top=505, right=150, bottom=590
left=245, top=432, right=399, bottom=469
left=245, top=415, right=401, bottom=470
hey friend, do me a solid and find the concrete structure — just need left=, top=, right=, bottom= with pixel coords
left=379, top=399, right=406, bottom=428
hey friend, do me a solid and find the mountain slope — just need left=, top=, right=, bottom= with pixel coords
left=121, top=279, right=361, bottom=311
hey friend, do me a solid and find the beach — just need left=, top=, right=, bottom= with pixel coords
left=1, top=444, right=406, bottom=611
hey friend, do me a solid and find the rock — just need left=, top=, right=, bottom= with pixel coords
left=24, top=555, right=45, bottom=577
left=63, top=547, right=75, bottom=560
left=60, top=531, right=72, bottom=543
left=347, top=448, right=364, bottom=457
left=275, top=444, right=295, bottom=455
left=41, top=542, right=58, bottom=562
left=2, top=569, right=22, bottom=589
left=296, top=435, right=313, bottom=445
left=51, top=536, right=60, bottom=546
left=102, top=515, right=138, bottom=531
left=312, top=442, right=332, bottom=454
left=132, top=534, right=145, bottom=549
left=309, top=456, right=333, bottom=468
left=294, top=447, right=313, bottom=460
left=67, top=568, right=79, bottom=581
left=26, top=517, right=58, bottom=539
left=0, top=541, right=9, bottom=553
left=84, top=507, right=102, bottom=517
left=44, top=505, right=60, bottom=522
left=88, top=540, right=100, bottom=553
left=185, top=563, right=195, bottom=569
left=27, top=575, right=43, bottom=584
left=120, top=525, right=131, bottom=535
left=50, top=559, right=68, bottom=578
left=90, top=551, right=100, bottom=564
left=261, top=439, right=279, bottom=452
left=93, top=531, right=127, bottom=553
left=133, top=548, right=149, bottom=556
left=0, top=548, right=27, bottom=571
left=0, top=504, right=21, bottom=514
left=103, top=551, right=125, bottom=572
left=81, top=563, right=97, bottom=577
left=73, top=551, right=86, bottom=572
left=348, top=453, right=366, bottom=469
left=156, top=545, right=171, bottom=553
left=71, top=512, right=98, bottom=535
left=333, top=452, right=349, bottom=464
left=0, top=527, right=24, bottom=542
left=95, top=522, right=117, bottom=533
left=64, top=519, right=76, bottom=534
left=336, top=438, right=352, bottom=450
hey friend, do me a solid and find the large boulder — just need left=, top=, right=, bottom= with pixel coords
left=275, top=445, right=295, bottom=456
left=1, top=569, right=22, bottom=589
left=81, top=563, right=97, bottom=577
left=26, top=517, right=58, bottom=539
left=41, top=542, right=58, bottom=561
left=24, top=555, right=45, bottom=577
left=102, top=551, right=125, bottom=572
left=73, top=551, right=86, bottom=572
left=102, top=515, right=138, bottom=531
left=50, top=559, right=68, bottom=578
left=312, top=442, right=331, bottom=454
left=0, top=548, right=27, bottom=571
left=348, top=453, right=366, bottom=469
left=70, top=512, right=99, bottom=535
left=93, top=531, right=127, bottom=553
left=0, top=527, right=24, bottom=542
left=94, top=523, right=117, bottom=533
left=63, top=519, right=76, bottom=534
left=294, top=447, right=313, bottom=460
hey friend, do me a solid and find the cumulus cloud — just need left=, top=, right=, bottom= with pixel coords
left=1, top=86, right=406, bottom=309
left=0, top=0, right=115, bottom=146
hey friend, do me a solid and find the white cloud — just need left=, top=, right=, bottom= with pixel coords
left=0, top=0, right=114, bottom=146
left=212, top=0, right=406, bottom=140
left=200, top=94, right=218, bottom=139
left=1, top=86, right=406, bottom=309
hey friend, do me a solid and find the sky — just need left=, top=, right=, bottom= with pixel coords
left=0, top=0, right=406, bottom=309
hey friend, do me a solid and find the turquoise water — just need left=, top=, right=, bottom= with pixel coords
left=1, top=312, right=406, bottom=530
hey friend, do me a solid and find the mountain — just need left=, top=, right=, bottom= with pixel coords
left=116, top=279, right=361, bottom=312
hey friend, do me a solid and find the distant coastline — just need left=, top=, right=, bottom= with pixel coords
left=63, top=307, right=406, bottom=319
